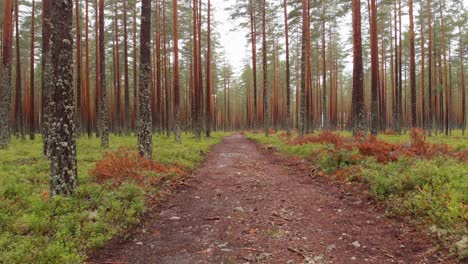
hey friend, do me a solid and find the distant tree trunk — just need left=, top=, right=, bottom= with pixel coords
left=398, top=0, right=403, bottom=131
left=392, top=0, right=399, bottom=132
left=352, top=0, right=365, bottom=133
left=427, top=0, right=433, bottom=132
left=409, top=0, right=417, bottom=128
left=197, top=0, right=203, bottom=136
left=123, top=0, right=130, bottom=135
left=249, top=0, right=257, bottom=132
left=157, top=1, right=163, bottom=133
left=192, top=0, right=199, bottom=137
left=461, top=37, right=465, bottom=135
left=85, top=0, right=92, bottom=138
left=42, top=0, right=52, bottom=155
left=299, top=0, right=307, bottom=136
left=322, top=19, right=327, bottom=129
left=205, top=0, right=211, bottom=138
left=262, top=0, right=268, bottom=136
left=283, top=0, right=291, bottom=135
left=133, top=4, right=138, bottom=130
left=49, top=0, right=78, bottom=196
left=137, top=0, right=152, bottom=158
left=15, top=0, right=24, bottom=140
left=0, top=0, right=13, bottom=148
left=94, top=0, right=100, bottom=137
left=420, top=1, right=425, bottom=129
left=113, top=1, right=121, bottom=135
left=29, top=0, right=36, bottom=140
left=438, top=0, right=449, bottom=135
left=370, top=0, right=379, bottom=135
left=173, top=0, right=181, bottom=143
left=99, top=0, right=109, bottom=147
left=75, top=0, right=82, bottom=136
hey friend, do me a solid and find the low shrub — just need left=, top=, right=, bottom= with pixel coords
left=90, top=146, right=184, bottom=188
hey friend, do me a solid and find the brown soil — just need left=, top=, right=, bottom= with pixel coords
left=88, top=134, right=455, bottom=264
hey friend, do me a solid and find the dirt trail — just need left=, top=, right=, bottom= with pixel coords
left=88, top=134, right=452, bottom=264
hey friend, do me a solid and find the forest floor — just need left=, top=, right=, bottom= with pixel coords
left=88, top=134, right=454, bottom=264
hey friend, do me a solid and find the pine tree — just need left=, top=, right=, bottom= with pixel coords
left=370, top=0, right=379, bottom=135
left=42, top=0, right=52, bottom=156
left=49, top=0, right=78, bottom=196
left=137, top=0, right=153, bottom=158
left=99, top=0, right=109, bottom=147
left=174, top=0, right=181, bottom=143
left=352, top=0, right=365, bottom=133
left=0, top=0, right=13, bottom=149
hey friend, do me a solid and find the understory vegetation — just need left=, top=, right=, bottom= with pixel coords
left=247, top=130, right=467, bottom=259
left=0, top=133, right=227, bottom=263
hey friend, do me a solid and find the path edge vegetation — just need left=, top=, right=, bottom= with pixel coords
left=246, top=130, right=467, bottom=260
left=0, top=133, right=230, bottom=263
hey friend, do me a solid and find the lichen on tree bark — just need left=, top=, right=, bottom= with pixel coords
left=138, top=0, right=153, bottom=158
left=49, top=0, right=78, bottom=196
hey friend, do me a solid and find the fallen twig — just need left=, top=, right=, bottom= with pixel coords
left=144, top=194, right=159, bottom=203
left=204, top=217, right=221, bottom=221
left=377, top=247, right=396, bottom=260
left=287, top=247, right=307, bottom=258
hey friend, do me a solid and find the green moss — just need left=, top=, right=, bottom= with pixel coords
left=0, top=132, right=228, bottom=263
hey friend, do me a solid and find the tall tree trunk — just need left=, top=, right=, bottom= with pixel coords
left=75, top=0, right=82, bottom=137
left=283, top=0, right=291, bottom=135
left=123, top=0, right=130, bottom=134
left=42, top=0, right=52, bottom=155
left=299, top=0, right=308, bottom=136
left=321, top=19, right=327, bottom=129
left=15, top=0, right=24, bottom=140
left=137, top=0, right=152, bottom=158
left=94, top=0, right=100, bottom=137
left=427, top=0, right=433, bottom=132
left=205, top=0, right=211, bottom=138
left=85, top=0, right=92, bottom=138
left=420, top=1, right=425, bottom=129
left=262, top=0, right=268, bottom=136
left=370, top=0, right=379, bottom=135
left=0, top=0, right=13, bottom=148
left=461, top=36, right=465, bottom=135
left=132, top=3, right=138, bottom=130
left=409, top=0, right=417, bottom=128
left=249, top=0, right=257, bottom=132
left=113, top=1, right=121, bottom=135
left=99, top=0, right=109, bottom=147
left=173, top=0, right=181, bottom=143
left=50, top=0, right=78, bottom=195
left=352, top=0, right=365, bottom=133
left=29, top=0, right=36, bottom=140
left=155, top=1, right=162, bottom=133
left=438, top=0, right=449, bottom=135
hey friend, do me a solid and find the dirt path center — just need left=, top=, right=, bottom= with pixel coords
left=89, top=134, right=448, bottom=264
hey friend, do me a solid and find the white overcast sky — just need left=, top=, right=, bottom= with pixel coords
left=212, top=0, right=250, bottom=75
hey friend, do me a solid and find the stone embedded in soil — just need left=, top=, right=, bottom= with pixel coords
left=170, top=216, right=181, bottom=221
left=326, top=244, right=336, bottom=252
left=234, top=206, right=245, bottom=213
left=351, top=241, right=361, bottom=248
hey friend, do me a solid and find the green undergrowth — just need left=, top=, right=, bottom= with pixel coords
left=246, top=131, right=467, bottom=260
left=246, top=132, right=325, bottom=158
left=0, top=132, right=228, bottom=264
